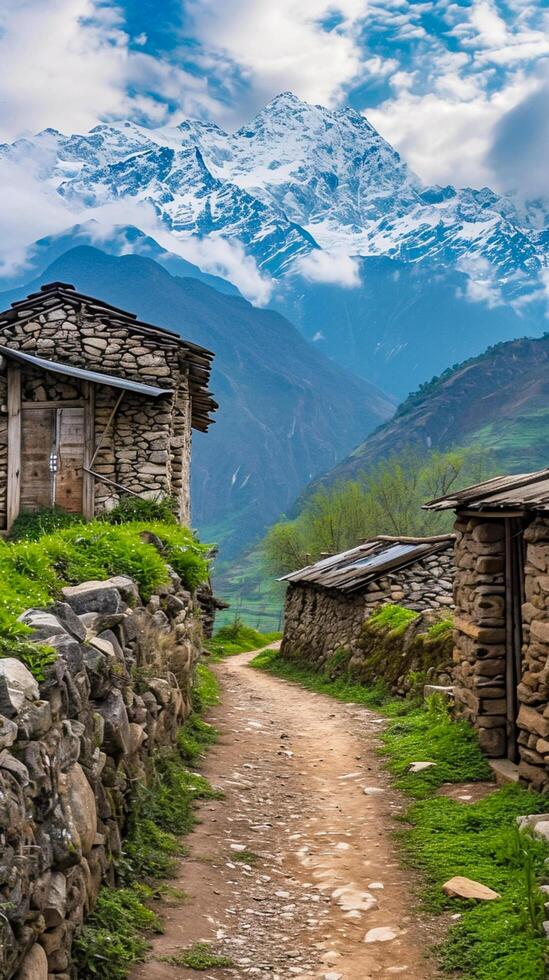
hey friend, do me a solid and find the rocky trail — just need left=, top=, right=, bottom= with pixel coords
left=131, top=649, right=443, bottom=980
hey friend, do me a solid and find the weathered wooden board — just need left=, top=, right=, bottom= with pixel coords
left=55, top=407, right=85, bottom=513
left=20, top=408, right=54, bottom=512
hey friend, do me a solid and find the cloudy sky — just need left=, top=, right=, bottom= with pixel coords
left=0, top=0, right=547, bottom=195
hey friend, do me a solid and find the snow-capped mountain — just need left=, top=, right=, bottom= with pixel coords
left=1, top=92, right=547, bottom=397
left=2, top=91, right=545, bottom=282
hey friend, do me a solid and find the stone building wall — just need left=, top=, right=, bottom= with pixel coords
left=281, top=548, right=455, bottom=672
left=516, top=517, right=549, bottom=792
left=0, top=570, right=203, bottom=980
left=450, top=517, right=508, bottom=758
left=0, top=294, right=193, bottom=526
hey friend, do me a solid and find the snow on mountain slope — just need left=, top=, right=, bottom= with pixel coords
left=1, top=91, right=545, bottom=287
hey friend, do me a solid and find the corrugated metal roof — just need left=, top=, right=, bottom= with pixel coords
left=424, top=468, right=549, bottom=513
left=281, top=535, right=454, bottom=594
left=0, top=345, right=172, bottom=398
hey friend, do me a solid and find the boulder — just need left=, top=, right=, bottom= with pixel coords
left=16, top=944, right=48, bottom=980
left=49, top=602, right=86, bottom=642
left=0, top=659, right=39, bottom=717
left=97, top=690, right=131, bottom=756
left=442, top=876, right=500, bottom=900
left=61, top=582, right=126, bottom=617
left=18, top=610, right=67, bottom=642
left=63, top=763, right=97, bottom=856
left=43, top=873, right=67, bottom=928
left=0, top=714, right=18, bottom=749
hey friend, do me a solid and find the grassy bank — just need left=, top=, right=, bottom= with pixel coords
left=73, top=663, right=221, bottom=979
left=0, top=514, right=209, bottom=677
left=205, top=617, right=281, bottom=659
left=251, top=648, right=549, bottom=979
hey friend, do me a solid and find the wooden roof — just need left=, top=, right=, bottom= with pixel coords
left=281, top=534, right=454, bottom=594
left=424, top=469, right=549, bottom=513
left=0, top=282, right=217, bottom=432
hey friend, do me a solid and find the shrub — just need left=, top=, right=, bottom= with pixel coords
left=9, top=506, right=85, bottom=541
left=100, top=495, right=178, bottom=526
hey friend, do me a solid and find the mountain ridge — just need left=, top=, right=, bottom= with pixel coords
left=307, top=332, right=549, bottom=491
left=0, top=245, right=393, bottom=555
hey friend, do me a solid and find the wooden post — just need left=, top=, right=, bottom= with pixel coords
left=82, top=381, right=95, bottom=520
left=6, top=364, right=21, bottom=531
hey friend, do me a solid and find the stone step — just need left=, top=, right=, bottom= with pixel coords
left=489, top=758, right=519, bottom=785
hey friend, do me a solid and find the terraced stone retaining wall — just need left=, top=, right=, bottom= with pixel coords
left=0, top=570, right=202, bottom=979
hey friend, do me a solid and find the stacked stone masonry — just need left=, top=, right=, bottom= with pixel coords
left=281, top=549, right=455, bottom=672
left=0, top=295, right=194, bottom=526
left=0, top=569, right=203, bottom=979
left=451, top=515, right=549, bottom=791
left=517, top=518, right=549, bottom=792
left=451, top=517, right=508, bottom=759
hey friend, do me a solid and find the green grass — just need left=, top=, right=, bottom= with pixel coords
left=382, top=696, right=492, bottom=799
left=205, top=617, right=281, bottom=659
left=251, top=647, right=397, bottom=710
left=252, top=648, right=549, bottom=978
left=0, top=518, right=210, bottom=677
left=73, top=884, right=163, bottom=980
left=367, top=603, right=420, bottom=636
left=160, top=942, right=234, bottom=970
left=230, top=849, right=259, bottom=865
left=406, top=789, right=549, bottom=978
left=74, top=664, right=221, bottom=980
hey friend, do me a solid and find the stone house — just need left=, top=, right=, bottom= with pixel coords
left=281, top=535, right=455, bottom=668
left=425, top=468, right=549, bottom=791
left=0, top=281, right=216, bottom=530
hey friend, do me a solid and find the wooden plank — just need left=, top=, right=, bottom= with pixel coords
left=21, top=399, right=85, bottom=410
left=55, top=407, right=84, bottom=513
left=20, top=408, right=54, bottom=512
left=6, top=364, right=21, bottom=530
left=82, top=382, right=95, bottom=519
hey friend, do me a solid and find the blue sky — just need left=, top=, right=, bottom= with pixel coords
left=0, top=0, right=547, bottom=193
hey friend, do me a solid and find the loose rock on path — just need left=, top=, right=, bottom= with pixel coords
left=131, top=649, right=441, bottom=980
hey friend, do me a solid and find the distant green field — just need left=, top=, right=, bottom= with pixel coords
left=468, top=409, right=549, bottom=471
left=212, top=545, right=285, bottom=632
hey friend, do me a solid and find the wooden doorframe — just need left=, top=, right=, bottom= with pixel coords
left=82, top=381, right=95, bottom=520
left=6, top=370, right=96, bottom=529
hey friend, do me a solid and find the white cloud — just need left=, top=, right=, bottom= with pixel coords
left=368, top=69, right=538, bottom=188
left=187, top=0, right=370, bottom=114
left=0, top=0, right=219, bottom=141
left=159, top=233, right=274, bottom=306
left=0, top=0, right=130, bottom=141
left=456, top=255, right=504, bottom=308
left=296, top=250, right=361, bottom=287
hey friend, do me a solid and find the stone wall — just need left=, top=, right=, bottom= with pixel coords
left=281, top=547, right=454, bottom=674
left=516, top=517, right=549, bottom=792
left=0, top=295, right=193, bottom=527
left=0, top=570, right=203, bottom=979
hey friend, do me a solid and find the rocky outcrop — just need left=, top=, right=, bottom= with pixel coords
left=0, top=570, right=202, bottom=979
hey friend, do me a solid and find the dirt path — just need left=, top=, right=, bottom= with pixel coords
left=131, top=650, right=441, bottom=980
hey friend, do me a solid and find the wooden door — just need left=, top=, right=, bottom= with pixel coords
left=55, top=408, right=85, bottom=512
left=19, top=407, right=84, bottom=514
left=20, top=408, right=55, bottom=511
